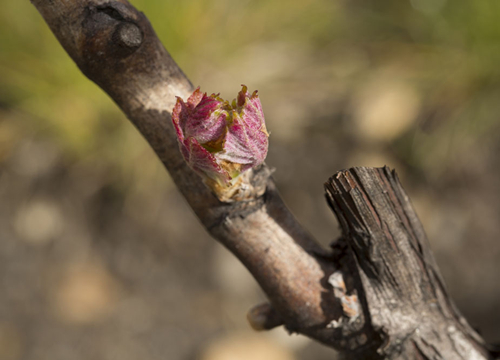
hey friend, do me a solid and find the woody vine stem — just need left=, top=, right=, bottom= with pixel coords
left=31, top=0, right=497, bottom=358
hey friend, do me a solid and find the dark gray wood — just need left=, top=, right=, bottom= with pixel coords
left=325, top=167, right=492, bottom=359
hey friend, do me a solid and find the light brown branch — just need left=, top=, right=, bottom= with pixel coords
left=31, top=0, right=340, bottom=343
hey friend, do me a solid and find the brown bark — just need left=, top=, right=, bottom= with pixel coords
left=30, top=0, right=339, bottom=343
left=325, top=167, right=492, bottom=359
left=31, top=0, right=497, bottom=358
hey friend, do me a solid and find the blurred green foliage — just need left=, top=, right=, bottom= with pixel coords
left=1, top=0, right=499, bottom=177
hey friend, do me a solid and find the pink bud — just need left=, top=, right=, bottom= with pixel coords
left=172, top=86, right=269, bottom=187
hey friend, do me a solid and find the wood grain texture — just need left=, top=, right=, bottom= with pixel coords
left=325, top=167, right=492, bottom=359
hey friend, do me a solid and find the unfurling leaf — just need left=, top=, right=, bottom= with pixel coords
left=172, top=85, right=269, bottom=195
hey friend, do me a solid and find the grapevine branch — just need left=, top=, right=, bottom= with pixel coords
left=31, top=1, right=496, bottom=358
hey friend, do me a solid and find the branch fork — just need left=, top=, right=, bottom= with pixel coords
left=31, top=1, right=496, bottom=358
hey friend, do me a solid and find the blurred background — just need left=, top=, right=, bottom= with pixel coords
left=1, top=0, right=500, bottom=359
